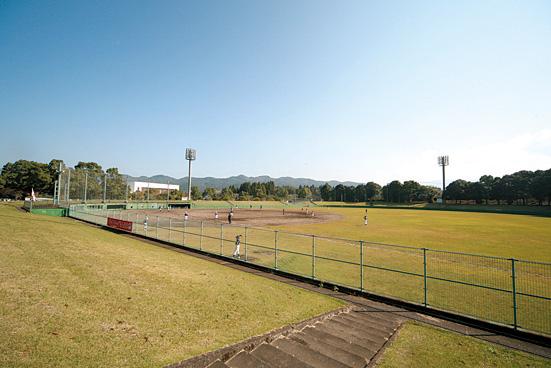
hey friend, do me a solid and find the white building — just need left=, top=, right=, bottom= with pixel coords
left=128, top=181, right=180, bottom=193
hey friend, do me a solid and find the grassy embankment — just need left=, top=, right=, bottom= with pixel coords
left=0, top=203, right=343, bottom=368
left=377, top=322, right=551, bottom=368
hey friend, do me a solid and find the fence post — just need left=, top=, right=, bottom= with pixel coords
left=67, top=169, right=71, bottom=204
left=53, top=180, right=58, bottom=205
left=360, top=241, right=364, bottom=291
left=199, top=221, right=203, bottom=251
left=244, top=227, right=248, bottom=262
left=183, top=218, right=187, bottom=245
left=103, top=174, right=107, bottom=203
left=312, top=235, right=316, bottom=279
left=423, top=248, right=428, bottom=307
left=511, top=258, right=518, bottom=330
left=156, top=216, right=159, bottom=239
left=274, top=231, right=279, bottom=270
left=220, top=224, right=224, bottom=255
left=168, top=218, right=172, bottom=243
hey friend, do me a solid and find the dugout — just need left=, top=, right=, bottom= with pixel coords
left=169, top=202, right=191, bottom=209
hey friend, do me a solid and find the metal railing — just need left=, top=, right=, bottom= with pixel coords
left=69, top=207, right=551, bottom=337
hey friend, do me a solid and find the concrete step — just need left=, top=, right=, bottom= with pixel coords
left=301, top=326, right=377, bottom=358
left=272, top=337, right=351, bottom=368
left=316, top=322, right=384, bottom=352
left=206, top=360, right=230, bottom=368
left=290, top=331, right=367, bottom=368
left=226, top=350, right=273, bottom=368
left=326, top=318, right=390, bottom=342
left=332, top=316, right=393, bottom=339
left=334, top=317, right=394, bottom=339
left=344, top=311, right=401, bottom=329
left=251, top=343, right=314, bottom=368
left=347, top=309, right=401, bottom=322
left=339, top=312, right=400, bottom=330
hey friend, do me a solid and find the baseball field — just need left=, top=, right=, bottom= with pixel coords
left=104, top=202, right=550, bottom=336
left=3, top=201, right=551, bottom=367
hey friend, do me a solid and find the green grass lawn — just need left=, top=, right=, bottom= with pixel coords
left=0, top=204, right=343, bottom=368
left=376, top=322, right=551, bottom=368
left=276, top=207, right=551, bottom=261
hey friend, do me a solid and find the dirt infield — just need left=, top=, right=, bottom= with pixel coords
left=127, top=208, right=342, bottom=227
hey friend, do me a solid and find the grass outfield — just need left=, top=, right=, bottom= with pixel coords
left=376, top=322, right=551, bottom=368
left=194, top=200, right=551, bottom=260
left=274, top=206, right=551, bottom=261
left=0, top=204, right=343, bottom=368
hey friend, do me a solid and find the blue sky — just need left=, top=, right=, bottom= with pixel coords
left=1, top=0, right=550, bottom=184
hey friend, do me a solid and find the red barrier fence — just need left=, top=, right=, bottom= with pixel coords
left=107, top=217, right=133, bottom=232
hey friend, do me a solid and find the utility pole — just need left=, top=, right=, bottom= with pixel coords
left=125, top=176, right=129, bottom=203
left=438, top=156, right=449, bottom=204
left=84, top=172, right=88, bottom=203
left=185, top=148, right=196, bottom=201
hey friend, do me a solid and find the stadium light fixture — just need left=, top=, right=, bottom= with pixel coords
left=438, top=155, right=449, bottom=204
left=185, top=148, right=196, bottom=201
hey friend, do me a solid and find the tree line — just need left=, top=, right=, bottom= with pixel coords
left=0, top=160, right=135, bottom=200
left=445, top=170, right=551, bottom=205
left=0, top=159, right=62, bottom=199
left=201, top=182, right=319, bottom=201
left=2, top=158, right=550, bottom=205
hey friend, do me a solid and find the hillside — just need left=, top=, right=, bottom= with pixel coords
left=125, top=174, right=362, bottom=191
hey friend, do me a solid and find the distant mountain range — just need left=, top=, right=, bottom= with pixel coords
left=125, top=174, right=362, bottom=191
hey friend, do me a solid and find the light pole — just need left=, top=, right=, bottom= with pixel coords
left=185, top=148, right=196, bottom=201
left=438, top=155, right=449, bottom=204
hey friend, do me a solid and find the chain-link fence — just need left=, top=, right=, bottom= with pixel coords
left=68, top=205, right=551, bottom=337
left=55, top=167, right=183, bottom=206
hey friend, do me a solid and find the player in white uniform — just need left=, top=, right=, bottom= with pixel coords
left=233, top=235, right=242, bottom=258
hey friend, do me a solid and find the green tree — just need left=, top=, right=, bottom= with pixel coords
left=479, top=175, right=495, bottom=204
left=401, top=180, right=422, bottom=202
left=1, top=160, right=51, bottom=196
left=466, top=182, right=486, bottom=204
left=418, top=185, right=441, bottom=202
left=75, top=162, right=103, bottom=171
left=386, top=181, right=402, bottom=203
left=445, top=180, right=469, bottom=203
left=319, top=183, right=333, bottom=201
left=191, top=186, right=201, bottom=200
left=365, top=182, right=381, bottom=201
left=105, top=168, right=127, bottom=201
left=202, top=187, right=217, bottom=200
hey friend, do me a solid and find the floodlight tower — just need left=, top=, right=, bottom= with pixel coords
left=185, top=148, right=196, bottom=201
left=438, top=155, right=449, bottom=204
